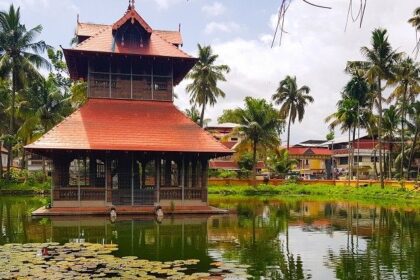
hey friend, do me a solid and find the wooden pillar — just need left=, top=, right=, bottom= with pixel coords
left=177, top=158, right=182, bottom=187
left=181, top=156, right=185, bottom=202
left=155, top=156, right=161, bottom=203
left=131, top=153, right=134, bottom=206
left=201, top=159, right=208, bottom=203
left=141, top=160, right=146, bottom=188
left=89, top=155, right=97, bottom=187
left=133, top=160, right=140, bottom=188
left=191, top=159, right=197, bottom=189
left=184, top=158, right=190, bottom=189
left=164, top=159, right=171, bottom=187
left=106, top=158, right=112, bottom=203
left=51, top=159, right=62, bottom=189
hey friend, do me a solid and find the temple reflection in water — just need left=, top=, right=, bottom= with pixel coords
left=1, top=196, right=419, bottom=279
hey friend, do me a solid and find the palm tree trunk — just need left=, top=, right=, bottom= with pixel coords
left=6, top=67, right=17, bottom=178
left=199, top=102, right=206, bottom=128
left=407, top=127, right=418, bottom=179
left=388, top=135, right=393, bottom=179
left=351, top=125, right=356, bottom=180
left=252, top=139, right=257, bottom=187
left=348, top=129, right=351, bottom=185
left=0, top=147, right=3, bottom=179
left=377, top=78, right=384, bottom=188
left=401, top=85, right=407, bottom=179
left=287, top=108, right=292, bottom=150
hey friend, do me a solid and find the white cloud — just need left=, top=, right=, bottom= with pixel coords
left=202, top=2, right=226, bottom=17
left=176, top=0, right=418, bottom=145
left=205, top=21, right=240, bottom=34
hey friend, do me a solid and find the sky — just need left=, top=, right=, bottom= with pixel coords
left=0, top=0, right=418, bottom=145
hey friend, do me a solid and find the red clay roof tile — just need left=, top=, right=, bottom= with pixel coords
left=288, top=147, right=332, bottom=156
left=76, top=22, right=108, bottom=37
left=112, top=8, right=152, bottom=33
left=25, top=99, right=232, bottom=154
left=73, top=26, right=190, bottom=59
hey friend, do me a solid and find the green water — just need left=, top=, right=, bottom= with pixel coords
left=0, top=195, right=419, bottom=279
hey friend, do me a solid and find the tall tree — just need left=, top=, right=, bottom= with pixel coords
left=408, top=7, right=420, bottom=56
left=0, top=79, right=10, bottom=178
left=348, top=28, right=402, bottom=188
left=382, top=105, right=399, bottom=179
left=272, top=75, right=313, bottom=150
left=388, top=57, right=420, bottom=177
left=186, top=44, right=230, bottom=127
left=326, top=97, right=358, bottom=180
left=235, top=97, right=283, bottom=185
left=405, top=101, right=420, bottom=178
left=0, top=4, right=50, bottom=176
left=341, top=73, right=371, bottom=179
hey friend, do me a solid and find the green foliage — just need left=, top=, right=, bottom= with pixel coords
left=209, top=169, right=238, bottom=179
left=219, top=169, right=237, bottom=179
left=186, top=44, right=230, bottom=127
left=237, top=168, right=252, bottom=179
left=217, top=108, right=243, bottom=124
left=234, top=97, right=284, bottom=180
left=272, top=75, right=313, bottom=149
left=208, top=184, right=420, bottom=205
left=237, top=152, right=254, bottom=171
left=267, top=148, right=297, bottom=177
left=326, top=130, right=335, bottom=141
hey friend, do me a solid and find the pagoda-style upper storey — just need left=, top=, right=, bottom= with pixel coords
left=63, top=3, right=196, bottom=102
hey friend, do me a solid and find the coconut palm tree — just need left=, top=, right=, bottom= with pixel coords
left=17, top=77, right=70, bottom=170
left=347, top=28, right=402, bottom=188
left=408, top=7, right=420, bottom=56
left=186, top=44, right=230, bottom=127
left=184, top=105, right=210, bottom=126
left=342, top=74, right=371, bottom=178
left=0, top=4, right=50, bottom=176
left=326, top=97, right=359, bottom=180
left=388, top=57, right=420, bottom=177
left=272, top=75, right=313, bottom=150
left=382, top=105, right=399, bottom=179
left=405, top=101, right=420, bottom=178
left=235, top=97, right=283, bottom=185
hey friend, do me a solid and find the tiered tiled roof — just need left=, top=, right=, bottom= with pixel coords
left=72, top=27, right=189, bottom=58
left=26, top=99, right=232, bottom=154
left=76, top=22, right=183, bottom=46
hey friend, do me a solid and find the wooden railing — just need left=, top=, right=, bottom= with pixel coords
left=112, top=188, right=156, bottom=206
left=53, top=188, right=106, bottom=201
left=160, top=188, right=182, bottom=200
left=160, top=188, right=203, bottom=200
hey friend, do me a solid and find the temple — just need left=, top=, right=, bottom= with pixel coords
left=27, top=2, right=232, bottom=215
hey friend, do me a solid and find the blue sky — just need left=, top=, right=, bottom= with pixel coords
left=0, top=0, right=418, bottom=144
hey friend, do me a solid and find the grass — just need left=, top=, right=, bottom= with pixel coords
left=208, top=183, right=420, bottom=206
left=0, top=180, right=50, bottom=194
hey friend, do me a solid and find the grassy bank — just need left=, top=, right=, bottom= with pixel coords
left=208, top=184, right=420, bottom=205
left=0, top=180, right=50, bottom=194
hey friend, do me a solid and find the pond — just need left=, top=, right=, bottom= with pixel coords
left=0, top=195, right=419, bottom=279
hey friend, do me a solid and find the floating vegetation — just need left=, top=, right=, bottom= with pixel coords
left=0, top=243, right=252, bottom=279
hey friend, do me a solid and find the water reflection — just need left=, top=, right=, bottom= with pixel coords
left=0, top=196, right=419, bottom=279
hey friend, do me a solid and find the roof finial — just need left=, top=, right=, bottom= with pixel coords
left=128, top=0, right=135, bottom=9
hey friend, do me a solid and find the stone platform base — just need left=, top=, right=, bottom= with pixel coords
left=32, top=205, right=228, bottom=216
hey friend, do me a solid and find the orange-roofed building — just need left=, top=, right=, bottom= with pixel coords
left=26, top=2, right=232, bottom=214
left=287, top=144, right=332, bottom=180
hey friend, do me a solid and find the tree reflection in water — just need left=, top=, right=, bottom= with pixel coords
left=0, top=196, right=418, bottom=279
